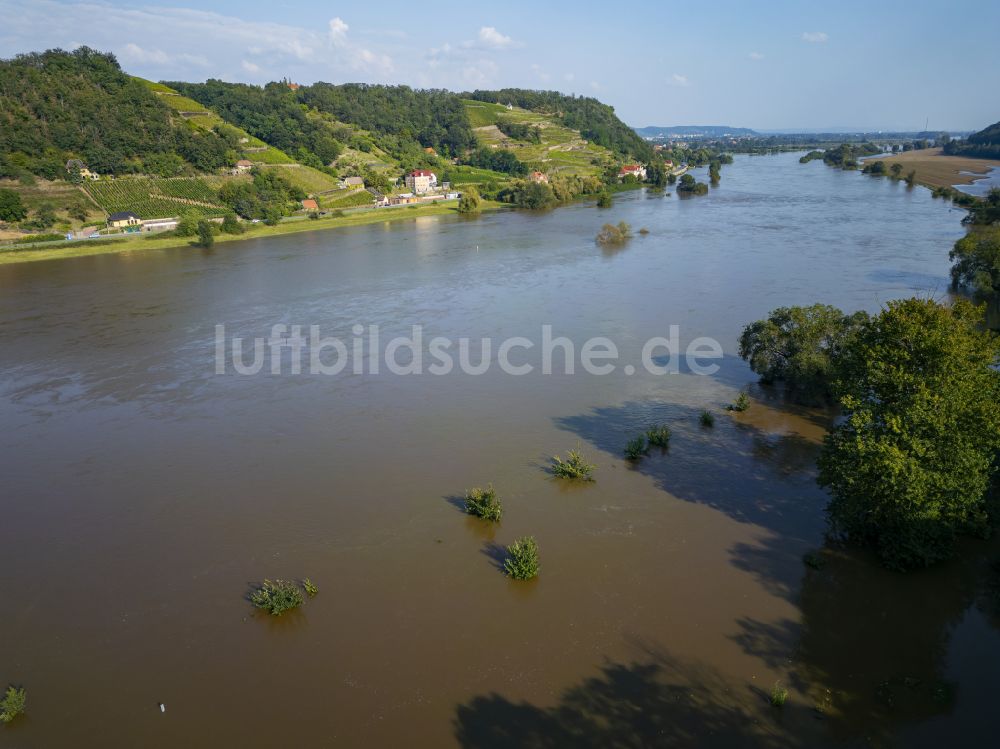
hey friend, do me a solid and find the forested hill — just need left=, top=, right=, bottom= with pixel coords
left=944, top=120, right=1000, bottom=159
left=167, top=79, right=477, bottom=166
left=0, top=48, right=234, bottom=179
left=464, top=89, right=653, bottom=162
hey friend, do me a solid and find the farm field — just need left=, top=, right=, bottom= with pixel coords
left=84, top=177, right=230, bottom=219
left=0, top=178, right=102, bottom=227
left=321, top=189, right=374, bottom=208
left=259, top=164, right=341, bottom=194
left=462, top=100, right=613, bottom=177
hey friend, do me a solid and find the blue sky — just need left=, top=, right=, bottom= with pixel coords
left=1, top=0, right=997, bottom=131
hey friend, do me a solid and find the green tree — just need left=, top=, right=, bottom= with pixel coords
left=738, top=304, right=868, bottom=404
left=457, top=186, right=482, bottom=214
left=818, top=299, right=1000, bottom=570
left=0, top=188, right=27, bottom=222
left=175, top=210, right=200, bottom=237
left=195, top=219, right=215, bottom=248
left=221, top=214, right=244, bottom=234
left=596, top=191, right=613, bottom=208
left=890, top=163, right=903, bottom=179
left=949, top=227, right=1000, bottom=294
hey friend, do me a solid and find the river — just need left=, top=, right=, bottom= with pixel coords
left=1, top=152, right=996, bottom=748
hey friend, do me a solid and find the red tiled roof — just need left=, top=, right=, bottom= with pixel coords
left=620, top=164, right=643, bottom=172
left=410, top=170, right=435, bottom=177
left=301, top=199, right=319, bottom=210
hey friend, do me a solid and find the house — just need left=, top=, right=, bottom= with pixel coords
left=141, top=217, right=178, bottom=233
left=301, top=199, right=319, bottom=211
left=530, top=171, right=549, bottom=184
left=619, top=164, right=647, bottom=180
left=108, top=211, right=141, bottom=229
left=233, top=159, right=254, bottom=175
left=342, top=176, right=365, bottom=190
left=405, top=169, right=437, bottom=194
left=66, top=159, right=99, bottom=180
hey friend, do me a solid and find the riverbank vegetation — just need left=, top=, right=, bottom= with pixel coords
left=742, top=298, right=1000, bottom=570
left=676, top=174, right=708, bottom=195
left=646, top=425, right=671, bottom=448
left=738, top=304, right=869, bottom=404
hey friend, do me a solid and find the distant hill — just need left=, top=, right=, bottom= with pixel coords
left=944, top=120, right=1000, bottom=159
left=635, top=125, right=758, bottom=139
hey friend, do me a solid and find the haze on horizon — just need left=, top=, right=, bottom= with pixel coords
left=0, top=0, right=996, bottom=132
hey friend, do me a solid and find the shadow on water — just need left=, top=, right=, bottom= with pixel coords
left=729, top=535, right=1000, bottom=747
left=553, top=398, right=828, bottom=538
left=453, top=647, right=816, bottom=749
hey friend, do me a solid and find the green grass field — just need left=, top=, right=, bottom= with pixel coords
left=259, top=165, right=341, bottom=194
left=322, top=189, right=374, bottom=208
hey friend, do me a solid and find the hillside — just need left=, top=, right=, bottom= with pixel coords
left=464, top=89, right=652, bottom=162
left=944, top=120, right=1000, bottom=159
left=0, top=48, right=233, bottom=179
left=462, top=100, right=613, bottom=177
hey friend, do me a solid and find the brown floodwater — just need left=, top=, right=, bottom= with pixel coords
left=1, top=153, right=998, bottom=748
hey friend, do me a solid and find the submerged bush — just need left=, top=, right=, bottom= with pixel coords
left=504, top=536, right=540, bottom=580
left=552, top=450, right=596, bottom=480
left=250, top=579, right=304, bottom=616
left=302, top=578, right=319, bottom=597
left=700, top=410, right=715, bottom=427
left=0, top=686, right=26, bottom=724
left=465, top=485, right=503, bottom=521
left=646, top=425, right=671, bottom=448
left=595, top=221, right=632, bottom=245
left=726, top=392, right=750, bottom=412
left=770, top=681, right=788, bottom=707
left=624, top=436, right=647, bottom=461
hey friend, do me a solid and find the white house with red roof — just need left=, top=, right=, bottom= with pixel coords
left=619, top=164, right=647, bottom=180
left=405, top=169, right=437, bottom=194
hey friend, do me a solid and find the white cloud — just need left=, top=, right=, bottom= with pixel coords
left=530, top=63, right=550, bottom=83
left=241, top=59, right=260, bottom=74
left=478, top=26, right=513, bottom=49
left=121, top=42, right=169, bottom=65
left=328, top=17, right=349, bottom=42
left=802, top=31, right=828, bottom=43
left=669, top=73, right=690, bottom=87
left=0, top=1, right=394, bottom=81
left=749, top=51, right=765, bottom=60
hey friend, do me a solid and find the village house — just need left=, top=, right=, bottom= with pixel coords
left=619, top=164, right=647, bottom=181
left=233, top=159, right=254, bottom=175
left=529, top=171, right=549, bottom=184
left=405, top=169, right=437, bottom=194
left=107, top=211, right=141, bottom=229
left=66, top=159, right=99, bottom=180
left=342, top=176, right=365, bottom=190
left=301, top=199, right=319, bottom=211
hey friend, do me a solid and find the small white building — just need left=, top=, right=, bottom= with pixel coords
left=233, top=159, right=253, bottom=175
left=405, top=170, right=437, bottom=194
